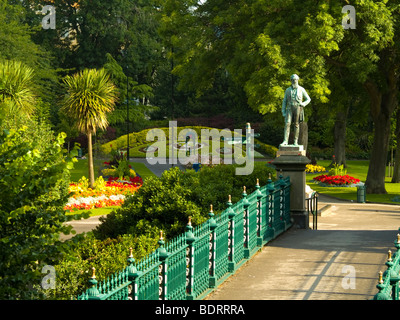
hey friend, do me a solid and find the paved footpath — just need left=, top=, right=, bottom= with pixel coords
left=206, top=195, right=400, bottom=300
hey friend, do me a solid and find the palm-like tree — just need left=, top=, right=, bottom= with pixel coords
left=0, top=60, right=36, bottom=119
left=62, top=68, right=118, bottom=188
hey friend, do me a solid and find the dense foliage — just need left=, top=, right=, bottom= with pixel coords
left=0, top=124, right=77, bottom=299
left=39, top=233, right=159, bottom=300
left=94, top=163, right=276, bottom=241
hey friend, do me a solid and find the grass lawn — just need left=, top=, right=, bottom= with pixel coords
left=65, top=206, right=119, bottom=217
left=70, top=158, right=156, bottom=182
left=308, top=160, right=400, bottom=204
left=69, top=158, right=104, bottom=183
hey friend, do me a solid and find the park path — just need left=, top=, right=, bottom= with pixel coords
left=206, top=195, right=400, bottom=300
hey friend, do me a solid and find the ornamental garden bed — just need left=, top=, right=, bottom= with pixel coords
left=308, top=163, right=363, bottom=187
left=64, top=176, right=143, bottom=212
left=312, top=174, right=363, bottom=187
left=65, top=150, right=145, bottom=212
left=306, top=164, right=328, bottom=174
left=305, top=160, right=400, bottom=204
left=100, top=126, right=277, bottom=159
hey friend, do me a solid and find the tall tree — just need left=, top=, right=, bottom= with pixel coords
left=346, top=1, right=398, bottom=194
left=61, top=68, right=119, bottom=187
left=160, top=0, right=400, bottom=194
left=391, top=109, right=400, bottom=183
left=0, top=60, right=36, bottom=121
left=0, top=0, right=58, bottom=107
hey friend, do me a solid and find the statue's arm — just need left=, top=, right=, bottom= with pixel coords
left=301, top=88, right=311, bottom=107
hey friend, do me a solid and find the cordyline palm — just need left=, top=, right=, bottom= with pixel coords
left=62, top=68, right=118, bottom=188
left=0, top=60, right=36, bottom=118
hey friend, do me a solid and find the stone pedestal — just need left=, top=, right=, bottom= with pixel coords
left=272, top=145, right=310, bottom=229
left=276, top=145, right=306, bottom=157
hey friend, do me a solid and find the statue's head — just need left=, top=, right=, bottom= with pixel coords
left=290, top=74, right=299, bottom=88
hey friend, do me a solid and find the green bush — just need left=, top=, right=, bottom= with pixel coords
left=0, top=124, right=77, bottom=299
left=94, top=163, right=276, bottom=241
left=39, top=233, right=158, bottom=300
left=94, top=167, right=207, bottom=241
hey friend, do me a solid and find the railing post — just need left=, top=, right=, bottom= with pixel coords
left=185, top=216, right=196, bottom=300
left=227, top=195, right=236, bottom=272
left=158, top=231, right=169, bottom=300
left=278, top=173, right=287, bottom=232
left=384, top=250, right=397, bottom=300
left=87, top=267, right=102, bottom=300
left=127, top=247, right=142, bottom=300
left=255, top=179, right=263, bottom=247
left=242, top=186, right=250, bottom=259
left=267, top=174, right=275, bottom=239
left=374, top=271, right=391, bottom=300
left=389, top=234, right=400, bottom=300
left=208, top=205, right=217, bottom=288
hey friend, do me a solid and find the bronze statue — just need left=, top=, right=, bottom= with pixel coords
left=281, top=74, right=311, bottom=146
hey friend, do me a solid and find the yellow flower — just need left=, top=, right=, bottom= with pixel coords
left=306, top=164, right=326, bottom=173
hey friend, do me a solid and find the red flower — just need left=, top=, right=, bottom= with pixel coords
left=313, top=174, right=360, bottom=186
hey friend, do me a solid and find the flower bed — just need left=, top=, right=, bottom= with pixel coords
left=64, top=176, right=143, bottom=212
left=313, top=174, right=361, bottom=187
left=306, top=164, right=327, bottom=174
left=64, top=194, right=125, bottom=211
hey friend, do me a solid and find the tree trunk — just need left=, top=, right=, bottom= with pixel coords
left=87, top=132, right=95, bottom=189
left=365, top=75, right=398, bottom=194
left=366, top=112, right=391, bottom=193
left=391, top=109, right=400, bottom=182
left=333, top=107, right=349, bottom=167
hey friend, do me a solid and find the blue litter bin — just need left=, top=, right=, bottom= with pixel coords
left=192, top=163, right=201, bottom=172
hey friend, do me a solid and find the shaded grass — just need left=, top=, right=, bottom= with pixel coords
left=65, top=206, right=119, bottom=217
left=69, top=158, right=104, bottom=183
left=309, top=160, right=400, bottom=204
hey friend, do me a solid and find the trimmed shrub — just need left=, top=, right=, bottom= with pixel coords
left=94, top=162, right=276, bottom=241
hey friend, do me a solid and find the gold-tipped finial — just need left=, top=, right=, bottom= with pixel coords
left=379, top=271, right=383, bottom=284
left=388, top=250, right=392, bottom=262
left=243, top=186, right=246, bottom=192
left=210, top=204, right=213, bottom=212
left=188, top=216, right=192, bottom=226
left=91, top=267, right=96, bottom=279
left=129, top=247, right=133, bottom=258
left=160, top=230, right=164, bottom=240
left=228, top=194, right=232, bottom=202
left=397, top=234, right=400, bottom=244
left=256, top=178, right=259, bottom=186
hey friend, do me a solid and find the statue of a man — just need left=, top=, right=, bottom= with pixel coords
left=281, top=74, right=311, bottom=146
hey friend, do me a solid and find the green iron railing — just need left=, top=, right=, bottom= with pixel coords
left=373, top=232, right=400, bottom=300
left=77, top=175, right=291, bottom=300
